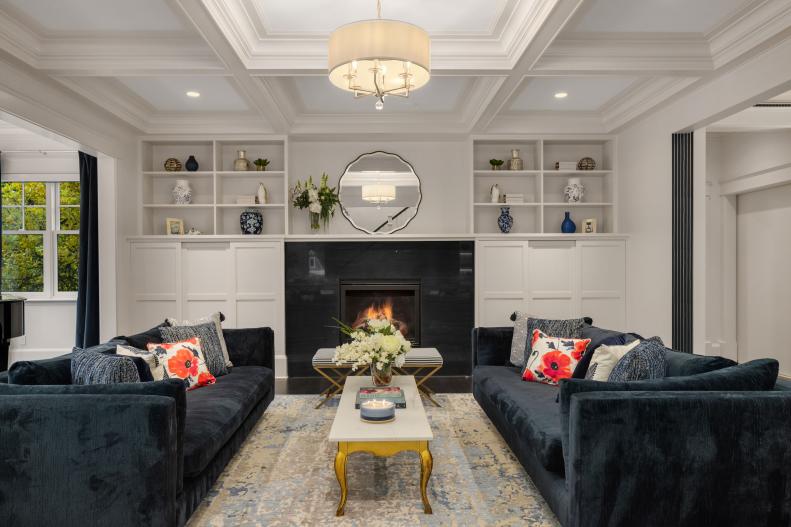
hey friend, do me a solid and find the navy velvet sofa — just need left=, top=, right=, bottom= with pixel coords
left=472, top=325, right=791, bottom=527
left=0, top=326, right=275, bottom=527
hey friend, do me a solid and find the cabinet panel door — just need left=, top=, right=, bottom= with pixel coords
left=182, top=242, right=232, bottom=322
left=528, top=241, right=577, bottom=319
left=130, top=243, right=179, bottom=329
left=476, top=241, right=527, bottom=326
left=579, top=241, right=626, bottom=330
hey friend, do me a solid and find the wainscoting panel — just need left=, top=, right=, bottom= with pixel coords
left=129, top=242, right=180, bottom=330
left=580, top=241, right=626, bottom=330
left=527, top=241, right=577, bottom=319
left=477, top=241, right=528, bottom=326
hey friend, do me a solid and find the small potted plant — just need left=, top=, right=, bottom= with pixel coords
left=490, top=159, right=505, bottom=171
left=253, top=158, right=270, bottom=171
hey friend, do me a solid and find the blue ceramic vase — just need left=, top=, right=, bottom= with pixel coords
left=240, top=209, right=263, bottom=234
left=498, top=207, right=513, bottom=233
left=561, top=211, right=576, bottom=233
left=185, top=155, right=199, bottom=172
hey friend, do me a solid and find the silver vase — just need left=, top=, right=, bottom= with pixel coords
left=508, top=149, right=524, bottom=171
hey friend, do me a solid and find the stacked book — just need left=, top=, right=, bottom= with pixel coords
left=355, top=386, right=407, bottom=409
left=236, top=195, right=256, bottom=205
left=505, top=193, right=524, bottom=204
left=555, top=161, right=577, bottom=171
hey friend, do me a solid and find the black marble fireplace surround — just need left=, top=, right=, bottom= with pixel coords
left=285, top=241, right=474, bottom=377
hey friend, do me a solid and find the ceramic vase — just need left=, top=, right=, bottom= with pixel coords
left=257, top=182, right=268, bottom=205
left=172, top=179, right=192, bottom=205
left=371, top=363, right=393, bottom=387
left=508, top=149, right=524, bottom=171
left=490, top=184, right=500, bottom=203
left=564, top=177, right=584, bottom=203
left=185, top=155, right=199, bottom=172
left=234, top=150, right=250, bottom=171
left=498, top=206, right=513, bottom=233
left=561, top=211, right=576, bottom=233
left=240, top=209, right=263, bottom=234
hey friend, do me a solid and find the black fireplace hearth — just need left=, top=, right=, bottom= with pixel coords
left=285, top=241, right=474, bottom=377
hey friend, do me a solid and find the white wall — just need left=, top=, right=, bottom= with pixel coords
left=617, top=37, right=791, bottom=348
left=737, top=183, right=791, bottom=376
left=289, top=140, right=469, bottom=235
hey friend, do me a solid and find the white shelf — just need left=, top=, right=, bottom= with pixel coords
left=474, top=202, right=539, bottom=207
left=142, top=171, right=213, bottom=177
left=544, top=202, right=613, bottom=207
left=474, top=170, right=541, bottom=177
left=216, top=170, right=285, bottom=177
left=545, top=170, right=612, bottom=176
left=142, top=203, right=214, bottom=208
left=216, top=203, right=285, bottom=208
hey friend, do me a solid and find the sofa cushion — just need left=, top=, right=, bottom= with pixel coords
left=72, top=347, right=140, bottom=385
left=573, top=325, right=641, bottom=379
left=664, top=349, right=736, bottom=377
left=559, top=358, right=780, bottom=469
left=115, top=323, right=167, bottom=350
left=7, top=354, right=73, bottom=385
left=182, top=365, right=274, bottom=478
left=473, top=365, right=564, bottom=474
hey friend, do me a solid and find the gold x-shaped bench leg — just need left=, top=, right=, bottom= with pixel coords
left=314, top=366, right=367, bottom=408
left=392, top=365, right=443, bottom=407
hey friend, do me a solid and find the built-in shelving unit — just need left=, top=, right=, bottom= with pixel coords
left=471, top=136, right=617, bottom=234
left=139, top=136, right=288, bottom=235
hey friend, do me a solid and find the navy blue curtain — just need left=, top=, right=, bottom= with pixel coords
left=76, top=152, right=99, bottom=348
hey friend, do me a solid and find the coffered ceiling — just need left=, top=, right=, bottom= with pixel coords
left=0, top=0, right=788, bottom=135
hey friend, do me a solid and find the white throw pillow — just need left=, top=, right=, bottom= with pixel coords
left=166, top=312, right=232, bottom=368
left=117, top=344, right=165, bottom=381
left=585, top=340, right=641, bottom=381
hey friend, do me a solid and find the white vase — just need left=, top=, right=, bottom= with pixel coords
left=257, top=182, right=268, bottom=204
left=564, top=177, right=584, bottom=203
left=490, top=184, right=500, bottom=203
left=173, top=179, right=192, bottom=205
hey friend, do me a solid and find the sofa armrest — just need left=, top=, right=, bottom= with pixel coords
left=566, top=391, right=791, bottom=527
left=471, top=327, right=513, bottom=367
left=224, top=327, right=275, bottom=370
left=0, top=394, right=178, bottom=527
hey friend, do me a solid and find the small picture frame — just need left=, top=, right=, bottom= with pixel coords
left=166, top=218, right=184, bottom=235
left=582, top=218, right=597, bottom=234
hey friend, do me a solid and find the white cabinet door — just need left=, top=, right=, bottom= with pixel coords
left=476, top=241, right=528, bottom=326
left=129, top=242, right=180, bottom=330
left=527, top=241, right=578, bottom=319
left=579, top=240, right=626, bottom=330
left=181, top=242, right=233, bottom=322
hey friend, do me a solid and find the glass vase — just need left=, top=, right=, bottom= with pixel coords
left=309, top=211, right=321, bottom=230
left=371, top=363, right=393, bottom=387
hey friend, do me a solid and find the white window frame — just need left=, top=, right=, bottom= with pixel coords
left=2, top=174, right=79, bottom=300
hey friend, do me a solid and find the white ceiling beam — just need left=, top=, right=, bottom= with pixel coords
left=472, top=0, right=585, bottom=132
left=171, top=0, right=289, bottom=132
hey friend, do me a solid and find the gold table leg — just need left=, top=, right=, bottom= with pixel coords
left=334, top=440, right=433, bottom=516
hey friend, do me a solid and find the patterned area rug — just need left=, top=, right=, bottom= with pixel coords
left=188, top=394, right=559, bottom=526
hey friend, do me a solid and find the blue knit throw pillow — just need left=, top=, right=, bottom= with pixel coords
left=607, top=338, right=666, bottom=382
left=71, top=348, right=140, bottom=385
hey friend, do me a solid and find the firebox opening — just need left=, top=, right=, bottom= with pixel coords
left=339, top=280, right=421, bottom=346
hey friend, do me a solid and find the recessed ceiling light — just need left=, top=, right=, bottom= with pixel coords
left=186, top=91, right=201, bottom=98
left=554, top=92, right=568, bottom=99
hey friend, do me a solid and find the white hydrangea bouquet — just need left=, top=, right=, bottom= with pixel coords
left=333, top=317, right=411, bottom=386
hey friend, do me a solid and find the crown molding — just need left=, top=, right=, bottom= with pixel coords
left=707, top=106, right=791, bottom=132
left=600, top=77, right=699, bottom=132
left=707, top=0, right=791, bottom=69
left=485, top=111, right=607, bottom=134
left=201, top=0, right=563, bottom=72
left=535, top=34, right=713, bottom=74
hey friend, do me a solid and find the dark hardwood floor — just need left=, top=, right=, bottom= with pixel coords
left=276, top=375, right=472, bottom=395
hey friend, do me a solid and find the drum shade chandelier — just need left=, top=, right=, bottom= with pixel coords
left=361, top=184, right=397, bottom=205
left=328, top=0, right=431, bottom=110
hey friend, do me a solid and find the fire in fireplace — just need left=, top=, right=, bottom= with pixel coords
left=339, top=280, right=421, bottom=345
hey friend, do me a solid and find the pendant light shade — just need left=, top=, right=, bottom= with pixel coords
left=327, top=1, right=431, bottom=109
left=362, top=183, right=397, bottom=204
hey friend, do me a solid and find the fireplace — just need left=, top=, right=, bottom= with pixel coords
left=339, top=280, right=421, bottom=346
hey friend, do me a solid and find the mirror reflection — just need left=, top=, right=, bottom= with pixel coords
left=339, top=151, right=421, bottom=234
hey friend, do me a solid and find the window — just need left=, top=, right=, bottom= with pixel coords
left=2, top=180, right=80, bottom=298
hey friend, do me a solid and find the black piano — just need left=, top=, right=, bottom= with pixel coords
left=0, top=295, right=25, bottom=371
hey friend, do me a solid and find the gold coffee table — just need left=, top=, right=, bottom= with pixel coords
left=312, top=347, right=443, bottom=408
left=328, top=375, right=434, bottom=516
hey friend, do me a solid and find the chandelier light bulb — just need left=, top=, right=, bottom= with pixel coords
left=554, top=92, right=568, bottom=99
left=375, top=99, right=384, bottom=110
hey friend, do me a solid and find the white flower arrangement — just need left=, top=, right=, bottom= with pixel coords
left=333, top=317, right=411, bottom=371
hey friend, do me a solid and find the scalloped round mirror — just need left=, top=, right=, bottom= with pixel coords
left=339, top=151, right=422, bottom=234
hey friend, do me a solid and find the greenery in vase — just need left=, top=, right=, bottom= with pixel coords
left=489, top=159, right=504, bottom=169
left=253, top=158, right=269, bottom=169
left=290, top=173, right=339, bottom=230
left=332, top=317, right=411, bottom=371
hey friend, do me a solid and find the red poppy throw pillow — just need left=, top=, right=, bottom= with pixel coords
left=147, top=337, right=216, bottom=391
left=522, top=329, right=591, bottom=385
